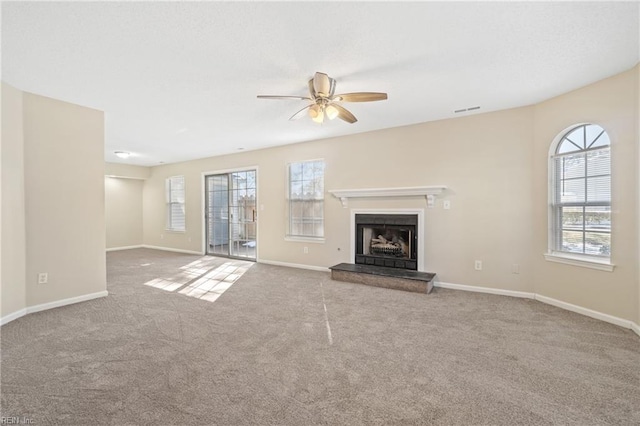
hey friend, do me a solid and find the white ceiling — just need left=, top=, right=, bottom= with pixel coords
left=3, top=2, right=639, bottom=166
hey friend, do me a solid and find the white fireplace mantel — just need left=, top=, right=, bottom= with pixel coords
left=328, top=186, right=447, bottom=208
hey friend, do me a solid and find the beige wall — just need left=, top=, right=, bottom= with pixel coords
left=105, top=162, right=151, bottom=180
left=1, top=83, right=27, bottom=318
left=105, top=177, right=144, bottom=249
left=143, top=66, right=639, bottom=323
left=144, top=106, right=535, bottom=292
left=532, top=66, right=639, bottom=322
left=22, top=91, right=106, bottom=306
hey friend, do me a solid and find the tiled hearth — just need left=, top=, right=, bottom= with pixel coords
left=329, top=263, right=435, bottom=294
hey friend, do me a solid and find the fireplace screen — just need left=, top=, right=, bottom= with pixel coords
left=355, top=214, right=418, bottom=270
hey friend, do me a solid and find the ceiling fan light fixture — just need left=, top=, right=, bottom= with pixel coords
left=309, top=104, right=324, bottom=123
left=325, top=104, right=339, bottom=120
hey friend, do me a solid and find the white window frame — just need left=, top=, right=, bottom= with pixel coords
left=546, top=123, right=614, bottom=271
left=286, top=159, right=325, bottom=243
left=166, top=175, right=186, bottom=232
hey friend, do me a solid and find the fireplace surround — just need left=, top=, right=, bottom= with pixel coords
left=354, top=213, right=419, bottom=270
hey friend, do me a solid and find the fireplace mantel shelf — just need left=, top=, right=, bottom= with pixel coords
left=328, top=186, right=447, bottom=208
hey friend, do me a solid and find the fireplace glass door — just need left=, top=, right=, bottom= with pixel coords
left=355, top=214, right=418, bottom=270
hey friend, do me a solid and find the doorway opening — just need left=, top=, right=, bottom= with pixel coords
left=205, top=170, right=257, bottom=260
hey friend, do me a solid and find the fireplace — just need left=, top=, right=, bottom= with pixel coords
left=355, top=214, right=418, bottom=270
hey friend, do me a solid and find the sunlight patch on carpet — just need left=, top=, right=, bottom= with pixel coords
left=144, top=257, right=253, bottom=302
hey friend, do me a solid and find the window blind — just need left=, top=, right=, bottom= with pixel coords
left=552, top=139, right=610, bottom=257
left=166, top=176, right=186, bottom=231
left=288, top=160, right=325, bottom=238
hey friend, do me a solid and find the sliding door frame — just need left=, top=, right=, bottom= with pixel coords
left=201, top=166, right=259, bottom=260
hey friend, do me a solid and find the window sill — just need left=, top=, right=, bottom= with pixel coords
left=165, top=229, right=186, bottom=233
left=285, top=236, right=325, bottom=244
left=543, top=252, right=615, bottom=272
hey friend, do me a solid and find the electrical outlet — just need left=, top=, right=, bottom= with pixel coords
left=38, top=273, right=48, bottom=284
left=443, top=200, right=451, bottom=210
left=474, top=260, right=482, bottom=271
left=512, top=263, right=520, bottom=274
left=303, top=246, right=309, bottom=254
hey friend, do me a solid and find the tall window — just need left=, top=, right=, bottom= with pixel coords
left=550, top=124, right=610, bottom=258
left=166, top=175, right=186, bottom=231
left=288, top=160, right=325, bottom=239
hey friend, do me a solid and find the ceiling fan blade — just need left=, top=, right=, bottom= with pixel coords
left=329, top=77, right=336, bottom=97
left=313, top=72, right=331, bottom=97
left=308, top=79, right=316, bottom=98
left=289, top=104, right=312, bottom=121
left=332, top=92, right=388, bottom=102
left=331, top=103, right=358, bottom=124
left=257, top=95, right=311, bottom=101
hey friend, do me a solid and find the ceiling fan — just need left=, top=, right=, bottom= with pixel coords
left=257, top=72, right=387, bottom=124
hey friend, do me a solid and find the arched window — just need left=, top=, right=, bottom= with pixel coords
left=549, top=124, right=611, bottom=260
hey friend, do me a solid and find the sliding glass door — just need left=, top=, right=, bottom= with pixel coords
left=205, top=170, right=257, bottom=260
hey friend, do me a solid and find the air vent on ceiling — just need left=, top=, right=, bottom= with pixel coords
left=454, top=106, right=481, bottom=113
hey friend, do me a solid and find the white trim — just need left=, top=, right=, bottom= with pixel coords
left=0, top=308, right=27, bottom=326
left=142, top=244, right=203, bottom=255
left=106, top=245, right=143, bottom=252
left=350, top=208, right=425, bottom=272
left=434, top=280, right=638, bottom=335
left=534, top=294, right=631, bottom=329
left=543, top=252, right=615, bottom=272
left=434, top=281, right=535, bottom=299
left=26, top=291, right=109, bottom=315
left=329, top=186, right=447, bottom=208
left=257, top=258, right=330, bottom=272
left=1, top=291, right=109, bottom=326
left=284, top=236, right=325, bottom=244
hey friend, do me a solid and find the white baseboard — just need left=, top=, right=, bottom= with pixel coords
left=435, top=281, right=535, bottom=299
left=1, top=290, right=108, bottom=326
left=106, top=245, right=143, bottom=252
left=142, top=245, right=203, bottom=255
left=0, top=308, right=28, bottom=326
left=26, top=290, right=109, bottom=315
left=435, top=280, right=638, bottom=335
left=533, top=294, right=631, bottom=329
left=257, top=258, right=330, bottom=272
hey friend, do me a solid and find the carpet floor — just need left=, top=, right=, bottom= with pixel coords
left=1, top=248, right=639, bottom=425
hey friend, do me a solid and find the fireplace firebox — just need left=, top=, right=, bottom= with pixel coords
left=355, top=214, right=418, bottom=270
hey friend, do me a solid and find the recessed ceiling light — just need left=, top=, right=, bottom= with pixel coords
left=238, top=148, right=245, bottom=150
left=114, top=151, right=131, bottom=159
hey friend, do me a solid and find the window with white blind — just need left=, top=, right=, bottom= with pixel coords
left=166, top=175, right=186, bottom=231
left=549, top=124, right=611, bottom=265
left=287, top=160, right=325, bottom=240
